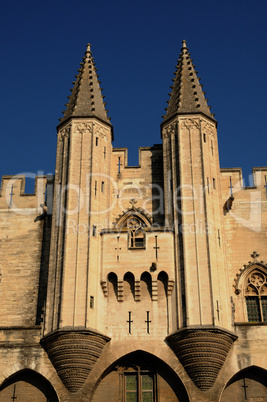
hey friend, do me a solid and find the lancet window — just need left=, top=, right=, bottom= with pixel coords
left=245, top=270, right=267, bottom=323
left=127, top=217, right=146, bottom=249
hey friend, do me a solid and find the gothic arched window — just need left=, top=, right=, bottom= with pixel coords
left=245, top=270, right=267, bottom=322
left=127, top=217, right=146, bottom=249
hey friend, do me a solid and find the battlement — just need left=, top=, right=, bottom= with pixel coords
left=112, top=144, right=163, bottom=169
left=0, top=175, right=53, bottom=212
left=220, top=167, right=267, bottom=202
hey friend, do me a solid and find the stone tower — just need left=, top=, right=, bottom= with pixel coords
left=161, top=40, right=236, bottom=390
left=0, top=41, right=266, bottom=401
left=42, top=44, right=113, bottom=393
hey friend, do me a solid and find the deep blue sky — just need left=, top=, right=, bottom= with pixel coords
left=0, top=0, right=266, bottom=191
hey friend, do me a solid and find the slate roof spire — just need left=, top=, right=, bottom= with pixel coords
left=162, top=40, right=216, bottom=124
left=59, top=43, right=111, bottom=128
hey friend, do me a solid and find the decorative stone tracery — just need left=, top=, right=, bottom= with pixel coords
left=74, top=122, right=93, bottom=135
left=233, top=251, right=267, bottom=295
left=58, top=125, right=71, bottom=142
left=180, top=118, right=200, bottom=130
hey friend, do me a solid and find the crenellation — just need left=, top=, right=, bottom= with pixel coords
left=0, top=175, right=47, bottom=210
left=0, top=42, right=266, bottom=401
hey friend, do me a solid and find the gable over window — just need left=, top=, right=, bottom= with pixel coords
left=234, top=252, right=267, bottom=324
left=114, top=203, right=152, bottom=250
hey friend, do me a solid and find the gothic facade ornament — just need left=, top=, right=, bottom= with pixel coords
left=58, top=125, right=71, bottom=142
left=201, top=120, right=215, bottom=136
left=162, top=122, right=177, bottom=138
left=180, top=118, right=200, bottom=130
left=74, top=122, right=93, bottom=135
left=233, top=252, right=267, bottom=295
left=94, top=123, right=109, bottom=140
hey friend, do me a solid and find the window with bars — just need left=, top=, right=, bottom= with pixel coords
left=125, top=372, right=155, bottom=402
left=245, top=270, right=267, bottom=322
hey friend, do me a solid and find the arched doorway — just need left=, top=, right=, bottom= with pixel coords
left=221, top=366, right=267, bottom=401
left=0, top=369, right=58, bottom=401
left=91, top=350, right=189, bottom=401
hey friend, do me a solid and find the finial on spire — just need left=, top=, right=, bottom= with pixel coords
left=86, top=43, right=91, bottom=52
left=182, top=40, right=187, bottom=48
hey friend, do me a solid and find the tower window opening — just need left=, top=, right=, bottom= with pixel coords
left=207, top=177, right=209, bottom=193
left=101, top=181, right=105, bottom=193
left=213, top=178, right=216, bottom=189
left=203, top=133, right=206, bottom=143
left=92, top=225, right=97, bottom=236
left=96, top=137, right=98, bottom=146
left=90, top=296, right=94, bottom=309
left=211, top=140, right=213, bottom=155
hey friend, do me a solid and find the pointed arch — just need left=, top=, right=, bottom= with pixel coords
left=221, top=366, right=267, bottom=401
left=0, top=369, right=59, bottom=401
left=108, top=272, right=118, bottom=301
left=157, top=271, right=169, bottom=298
left=141, top=272, right=152, bottom=300
left=114, top=208, right=152, bottom=231
left=124, top=272, right=135, bottom=301
left=90, top=350, right=189, bottom=402
left=233, top=255, right=267, bottom=323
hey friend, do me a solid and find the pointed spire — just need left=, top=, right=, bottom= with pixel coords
left=59, top=44, right=111, bottom=127
left=162, top=40, right=216, bottom=123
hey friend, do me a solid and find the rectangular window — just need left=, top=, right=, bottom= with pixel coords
left=125, top=375, right=137, bottom=402
left=125, top=373, right=155, bottom=402
left=96, top=137, right=98, bottom=146
left=101, top=181, right=105, bottom=193
left=246, top=296, right=261, bottom=322
left=261, top=296, right=267, bottom=321
left=213, top=178, right=216, bottom=189
left=203, top=133, right=206, bottom=143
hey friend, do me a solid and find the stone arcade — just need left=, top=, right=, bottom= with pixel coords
left=0, top=41, right=267, bottom=401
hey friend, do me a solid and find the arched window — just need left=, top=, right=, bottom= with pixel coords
left=127, top=217, right=146, bottom=249
left=245, top=270, right=267, bottom=322
left=108, top=272, right=118, bottom=301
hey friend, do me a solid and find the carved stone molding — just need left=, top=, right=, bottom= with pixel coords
left=75, top=122, right=93, bottom=135
left=162, top=122, right=177, bottom=138
left=58, top=125, right=71, bottom=142
left=94, top=124, right=109, bottom=140
left=233, top=251, right=267, bottom=295
left=201, top=120, right=215, bottom=136
left=41, top=328, right=110, bottom=393
left=180, top=118, right=200, bottom=130
left=166, top=326, right=237, bottom=390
